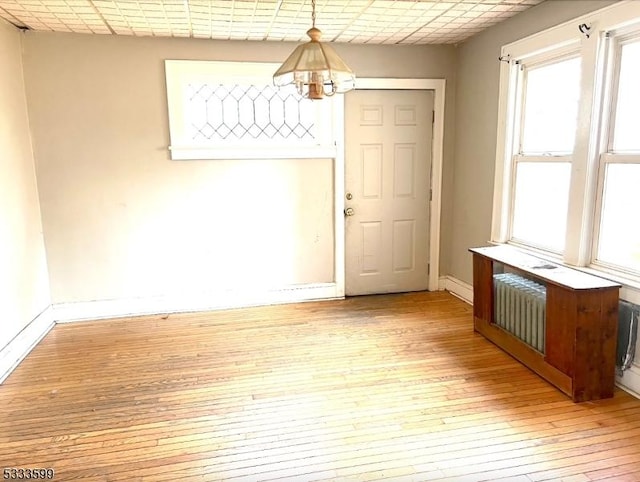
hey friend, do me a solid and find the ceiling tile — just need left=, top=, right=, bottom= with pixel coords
left=0, top=0, right=544, bottom=44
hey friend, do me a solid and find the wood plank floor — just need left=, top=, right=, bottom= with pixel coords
left=2, top=291, right=640, bottom=481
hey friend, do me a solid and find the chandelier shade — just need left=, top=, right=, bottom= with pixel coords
left=273, top=4, right=355, bottom=100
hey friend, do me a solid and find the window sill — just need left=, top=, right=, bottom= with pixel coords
left=581, top=264, right=640, bottom=305
left=489, top=241, right=640, bottom=304
left=503, top=240, right=564, bottom=262
left=169, top=145, right=339, bottom=161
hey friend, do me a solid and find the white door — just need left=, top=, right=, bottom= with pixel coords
left=345, top=89, right=433, bottom=296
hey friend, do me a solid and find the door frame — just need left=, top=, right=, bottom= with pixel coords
left=338, top=78, right=446, bottom=295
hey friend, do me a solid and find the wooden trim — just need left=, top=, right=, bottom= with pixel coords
left=333, top=96, right=346, bottom=298
left=571, top=287, right=619, bottom=401
left=545, top=285, right=577, bottom=376
left=430, top=80, right=446, bottom=292
left=491, top=57, right=518, bottom=244
left=472, top=256, right=493, bottom=322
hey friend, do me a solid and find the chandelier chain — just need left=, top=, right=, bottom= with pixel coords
left=311, top=0, right=316, bottom=28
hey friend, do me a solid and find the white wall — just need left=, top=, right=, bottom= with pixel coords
left=21, top=33, right=457, bottom=305
left=450, top=0, right=617, bottom=285
left=0, top=20, right=51, bottom=350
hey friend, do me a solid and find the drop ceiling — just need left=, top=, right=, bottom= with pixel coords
left=0, top=0, right=543, bottom=45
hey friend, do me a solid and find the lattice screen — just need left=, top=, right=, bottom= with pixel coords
left=187, top=84, right=315, bottom=141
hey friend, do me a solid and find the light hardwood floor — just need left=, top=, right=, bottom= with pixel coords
left=2, top=291, right=640, bottom=481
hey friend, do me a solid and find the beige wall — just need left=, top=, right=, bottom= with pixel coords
left=450, top=0, right=617, bottom=285
left=0, top=21, right=50, bottom=349
left=22, top=32, right=457, bottom=303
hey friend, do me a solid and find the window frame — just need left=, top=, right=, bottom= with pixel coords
left=591, top=31, right=640, bottom=274
left=492, top=31, right=582, bottom=251
left=506, top=49, right=581, bottom=253
left=164, top=60, right=341, bottom=161
left=492, top=0, right=640, bottom=289
left=606, top=32, right=640, bottom=155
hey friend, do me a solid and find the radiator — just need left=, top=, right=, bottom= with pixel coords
left=493, top=273, right=546, bottom=353
left=617, top=300, right=639, bottom=375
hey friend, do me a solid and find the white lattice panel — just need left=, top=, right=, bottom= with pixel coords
left=0, top=0, right=543, bottom=44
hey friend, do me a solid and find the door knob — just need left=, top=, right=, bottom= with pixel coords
left=344, top=207, right=355, bottom=216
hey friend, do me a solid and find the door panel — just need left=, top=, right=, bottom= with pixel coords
left=361, top=222, right=382, bottom=274
left=393, top=220, right=415, bottom=272
left=345, top=90, right=433, bottom=296
left=361, top=144, right=383, bottom=198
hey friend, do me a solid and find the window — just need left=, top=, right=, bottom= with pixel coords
left=509, top=54, right=580, bottom=252
left=610, top=39, right=640, bottom=153
left=597, top=164, right=640, bottom=272
left=165, top=60, right=339, bottom=160
left=186, top=83, right=316, bottom=142
left=493, top=1, right=640, bottom=281
left=594, top=35, right=640, bottom=273
left=511, top=161, right=572, bottom=252
left=520, top=56, right=581, bottom=155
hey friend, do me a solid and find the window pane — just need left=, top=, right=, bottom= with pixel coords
left=612, top=40, right=640, bottom=152
left=511, top=162, right=571, bottom=252
left=521, top=57, right=581, bottom=154
left=184, top=83, right=316, bottom=144
left=597, top=164, right=640, bottom=271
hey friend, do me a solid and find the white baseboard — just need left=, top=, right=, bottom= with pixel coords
left=0, top=306, right=55, bottom=384
left=443, top=276, right=473, bottom=305
left=54, top=283, right=343, bottom=323
left=617, top=364, right=640, bottom=399
left=438, top=276, right=447, bottom=291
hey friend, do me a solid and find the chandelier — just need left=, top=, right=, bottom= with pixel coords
left=273, top=0, right=356, bottom=100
